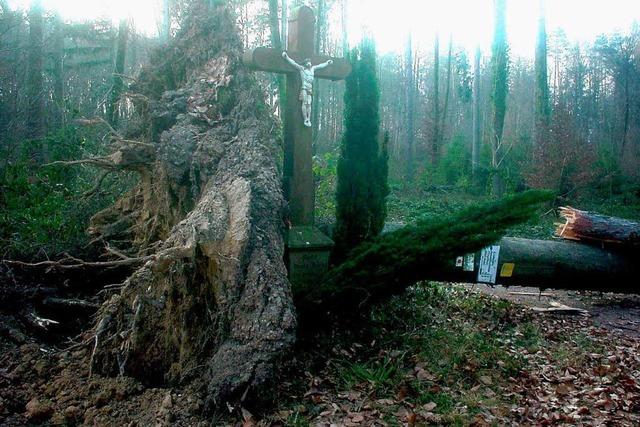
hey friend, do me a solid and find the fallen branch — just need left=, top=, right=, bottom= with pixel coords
left=74, top=116, right=121, bottom=139
left=29, top=314, right=60, bottom=330
left=509, top=291, right=554, bottom=297
left=42, top=298, right=100, bottom=312
left=532, top=301, right=589, bottom=316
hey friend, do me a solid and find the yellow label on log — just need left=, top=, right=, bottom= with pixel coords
left=500, top=263, right=515, bottom=277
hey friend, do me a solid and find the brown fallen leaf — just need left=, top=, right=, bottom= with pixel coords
left=422, top=402, right=437, bottom=412
left=479, top=375, right=493, bottom=386
left=351, top=413, right=364, bottom=423
left=556, top=384, right=571, bottom=396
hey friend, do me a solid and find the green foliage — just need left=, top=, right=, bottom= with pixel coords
left=435, top=135, right=471, bottom=187
left=313, top=151, right=339, bottom=223
left=0, top=128, right=127, bottom=258
left=333, top=38, right=389, bottom=262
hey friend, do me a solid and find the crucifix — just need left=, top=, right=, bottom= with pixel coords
left=243, top=5, right=351, bottom=227
left=243, top=6, right=351, bottom=285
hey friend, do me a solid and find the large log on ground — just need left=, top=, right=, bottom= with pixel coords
left=433, top=237, right=639, bottom=293
left=556, top=207, right=640, bottom=248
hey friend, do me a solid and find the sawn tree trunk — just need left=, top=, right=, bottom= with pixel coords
left=433, top=237, right=639, bottom=293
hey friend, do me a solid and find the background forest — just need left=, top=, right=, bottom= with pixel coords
left=1, top=0, right=639, bottom=259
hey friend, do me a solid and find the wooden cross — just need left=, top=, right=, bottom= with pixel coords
left=243, top=6, right=351, bottom=227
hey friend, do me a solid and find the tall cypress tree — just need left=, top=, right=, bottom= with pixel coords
left=333, top=38, right=388, bottom=262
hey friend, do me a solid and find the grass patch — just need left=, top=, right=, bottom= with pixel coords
left=336, top=358, right=400, bottom=394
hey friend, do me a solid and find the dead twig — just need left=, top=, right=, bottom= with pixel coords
left=43, top=156, right=118, bottom=170
left=2, top=245, right=191, bottom=272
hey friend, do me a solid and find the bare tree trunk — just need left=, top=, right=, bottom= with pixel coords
left=107, top=19, right=128, bottom=126
left=26, top=0, right=44, bottom=142
left=51, top=13, right=65, bottom=129
left=431, top=34, right=440, bottom=168
left=341, top=0, right=348, bottom=55
left=267, top=0, right=285, bottom=117
left=490, top=0, right=508, bottom=196
left=439, top=36, right=453, bottom=164
left=556, top=207, right=640, bottom=248
left=620, top=65, right=630, bottom=161
left=161, top=0, right=170, bottom=42
left=534, top=0, right=550, bottom=150
left=404, top=33, right=415, bottom=182
left=472, top=47, right=481, bottom=180
left=428, top=237, right=639, bottom=294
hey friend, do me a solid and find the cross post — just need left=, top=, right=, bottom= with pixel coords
left=243, top=6, right=351, bottom=286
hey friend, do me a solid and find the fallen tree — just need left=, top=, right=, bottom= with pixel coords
left=431, top=237, right=639, bottom=293
left=297, top=191, right=555, bottom=318
left=556, top=206, right=640, bottom=248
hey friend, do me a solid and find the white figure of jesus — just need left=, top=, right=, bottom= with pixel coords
left=282, top=52, right=333, bottom=127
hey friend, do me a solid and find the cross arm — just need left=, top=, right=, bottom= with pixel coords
left=243, top=47, right=352, bottom=81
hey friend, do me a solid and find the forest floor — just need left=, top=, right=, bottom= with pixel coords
left=1, top=280, right=639, bottom=426
left=259, top=284, right=640, bottom=427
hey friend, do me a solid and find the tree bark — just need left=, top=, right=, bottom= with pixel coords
left=88, top=4, right=295, bottom=409
left=431, top=237, right=639, bottom=294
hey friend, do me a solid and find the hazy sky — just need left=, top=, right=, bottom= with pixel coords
left=347, top=0, right=640, bottom=56
left=7, top=0, right=640, bottom=57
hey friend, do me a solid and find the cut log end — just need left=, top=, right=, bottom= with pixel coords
left=555, top=206, right=640, bottom=248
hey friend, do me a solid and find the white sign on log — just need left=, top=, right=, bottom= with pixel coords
left=477, top=246, right=501, bottom=284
